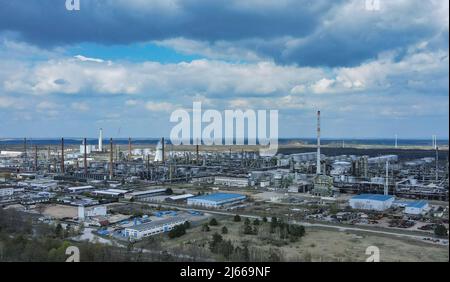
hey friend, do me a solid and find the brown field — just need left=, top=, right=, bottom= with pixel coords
left=157, top=217, right=449, bottom=262
left=39, top=204, right=77, bottom=219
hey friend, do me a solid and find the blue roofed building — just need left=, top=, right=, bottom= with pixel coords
left=349, top=194, right=395, bottom=211
left=187, top=193, right=247, bottom=208
left=404, top=201, right=429, bottom=215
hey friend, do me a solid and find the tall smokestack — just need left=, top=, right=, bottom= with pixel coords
left=23, top=138, right=27, bottom=168
left=54, top=148, right=58, bottom=173
left=316, top=111, right=321, bottom=175
left=109, top=138, right=114, bottom=179
left=84, top=138, right=88, bottom=175
left=384, top=161, right=389, bottom=195
left=161, top=137, right=165, bottom=163
left=128, top=137, right=132, bottom=161
left=435, top=146, right=439, bottom=182
left=433, top=135, right=437, bottom=150
left=34, top=145, right=38, bottom=172
left=47, top=147, right=51, bottom=172
left=99, top=128, right=103, bottom=152
left=196, top=138, right=199, bottom=165
left=61, top=138, right=65, bottom=174
left=395, top=134, right=398, bottom=148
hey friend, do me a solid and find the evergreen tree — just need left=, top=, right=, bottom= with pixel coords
left=209, top=218, right=219, bottom=226
left=435, top=224, right=448, bottom=237
left=219, top=240, right=234, bottom=259
left=54, top=223, right=63, bottom=238
left=221, top=226, right=228, bottom=234
left=242, top=245, right=250, bottom=262
left=202, top=223, right=210, bottom=232
left=209, top=232, right=223, bottom=253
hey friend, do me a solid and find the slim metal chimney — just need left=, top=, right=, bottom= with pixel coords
left=61, top=138, right=65, bottom=174
left=109, top=138, right=114, bottom=179
left=47, top=146, right=51, bottom=172
left=161, top=137, right=165, bottom=163
left=316, top=111, right=321, bottom=175
left=435, top=146, right=439, bottom=182
left=395, top=134, right=398, bottom=148
left=54, top=148, right=58, bottom=173
left=196, top=138, right=199, bottom=165
left=128, top=137, right=132, bottom=161
left=84, top=138, right=88, bottom=175
left=34, top=145, right=38, bottom=172
left=384, top=161, right=389, bottom=196
left=23, top=138, right=28, bottom=172
left=432, top=135, right=437, bottom=150
left=99, top=128, right=103, bottom=152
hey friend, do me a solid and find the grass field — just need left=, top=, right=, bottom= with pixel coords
left=155, top=216, right=449, bottom=262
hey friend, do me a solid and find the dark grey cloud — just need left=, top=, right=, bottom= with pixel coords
left=0, top=0, right=335, bottom=43
left=0, top=0, right=447, bottom=67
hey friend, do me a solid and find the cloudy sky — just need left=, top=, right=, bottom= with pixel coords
left=0, top=0, right=448, bottom=139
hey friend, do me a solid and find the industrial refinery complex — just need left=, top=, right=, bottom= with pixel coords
left=0, top=111, right=448, bottom=262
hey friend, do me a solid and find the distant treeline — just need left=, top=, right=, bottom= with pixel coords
left=278, top=147, right=449, bottom=160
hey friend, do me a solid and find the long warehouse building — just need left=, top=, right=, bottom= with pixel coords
left=349, top=194, right=395, bottom=211
left=124, top=217, right=187, bottom=240
left=187, top=193, right=247, bottom=208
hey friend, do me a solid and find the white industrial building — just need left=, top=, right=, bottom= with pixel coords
left=124, top=217, right=187, bottom=240
left=0, top=151, right=23, bottom=157
left=349, top=194, right=395, bottom=211
left=91, top=189, right=128, bottom=197
left=124, top=188, right=167, bottom=200
left=67, top=185, right=95, bottom=193
left=368, top=155, right=398, bottom=164
left=18, top=179, right=58, bottom=190
left=404, top=201, right=429, bottom=215
left=78, top=205, right=107, bottom=220
left=290, top=152, right=322, bottom=162
left=166, top=194, right=195, bottom=202
left=0, top=188, right=14, bottom=197
left=80, top=144, right=97, bottom=154
left=214, top=176, right=249, bottom=187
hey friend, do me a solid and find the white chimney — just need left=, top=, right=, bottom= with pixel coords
left=98, top=128, right=103, bottom=152
left=316, top=110, right=321, bottom=175
left=384, top=161, right=389, bottom=196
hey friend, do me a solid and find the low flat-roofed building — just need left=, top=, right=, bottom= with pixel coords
left=91, top=189, right=128, bottom=197
left=20, top=179, right=58, bottom=190
left=165, top=194, right=195, bottom=203
left=124, top=216, right=187, bottom=240
left=191, top=176, right=215, bottom=184
left=404, top=201, right=429, bottom=215
left=124, top=188, right=167, bottom=200
left=0, top=151, right=23, bottom=157
left=67, top=185, right=95, bottom=193
left=78, top=205, right=107, bottom=220
left=0, top=187, right=14, bottom=197
left=349, top=194, right=395, bottom=211
left=187, top=193, right=247, bottom=208
left=214, top=176, right=249, bottom=188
